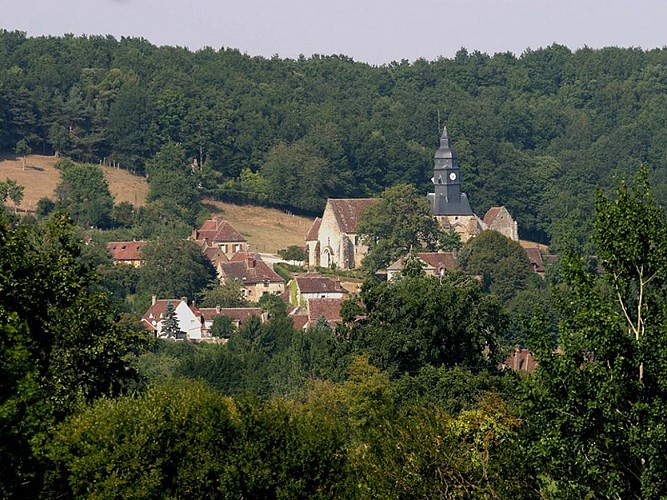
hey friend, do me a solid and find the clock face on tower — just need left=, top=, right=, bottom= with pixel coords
left=449, top=172, right=457, bottom=181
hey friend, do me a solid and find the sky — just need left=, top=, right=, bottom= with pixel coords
left=3, top=0, right=667, bottom=65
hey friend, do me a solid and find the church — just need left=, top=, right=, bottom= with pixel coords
left=428, top=127, right=518, bottom=243
left=306, top=127, right=518, bottom=269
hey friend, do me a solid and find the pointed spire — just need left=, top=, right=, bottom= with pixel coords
left=435, top=124, right=457, bottom=160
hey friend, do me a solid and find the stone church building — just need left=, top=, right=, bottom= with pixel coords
left=306, top=127, right=518, bottom=269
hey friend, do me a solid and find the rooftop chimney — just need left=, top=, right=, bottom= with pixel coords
left=152, top=295, right=157, bottom=305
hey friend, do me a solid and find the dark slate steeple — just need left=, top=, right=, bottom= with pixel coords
left=428, top=126, right=474, bottom=216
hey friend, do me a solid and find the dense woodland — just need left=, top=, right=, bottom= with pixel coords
left=3, top=32, right=667, bottom=498
left=3, top=31, right=667, bottom=248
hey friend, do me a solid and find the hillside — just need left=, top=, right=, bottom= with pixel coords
left=0, top=154, right=149, bottom=211
left=0, top=154, right=312, bottom=253
left=201, top=200, right=313, bottom=253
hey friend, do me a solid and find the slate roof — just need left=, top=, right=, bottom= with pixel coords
left=295, top=274, right=346, bottom=294
left=328, top=198, right=378, bottom=233
left=305, top=217, right=322, bottom=241
left=193, top=216, right=246, bottom=243
left=107, top=241, right=146, bottom=261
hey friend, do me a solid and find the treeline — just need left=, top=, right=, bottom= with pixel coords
left=3, top=31, right=667, bottom=246
left=3, top=167, right=667, bottom=497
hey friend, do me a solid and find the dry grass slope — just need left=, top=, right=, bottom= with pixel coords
left=0, top=154, right=149, bottom=212
left=0, top=154, right=313, bottom=253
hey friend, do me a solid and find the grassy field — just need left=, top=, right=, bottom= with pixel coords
left=201, top=200, right=314, bottom=253
left=0, top=154, right=313, bottom=253
left=0, top=154, right=149, bottom=212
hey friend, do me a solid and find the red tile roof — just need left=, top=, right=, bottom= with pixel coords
left=417, top=252, right=458, bottom=271
left=328, top=198, right=378, bottom=233
left=483, top=207, right=502, bottom=226
left=524, top=247, right=545, bottom=273
left=307, top=297, right=345, bottom=326
left=305, top=217, right=322, bottom=241
left=295, top=274, right=346, bottom=294
left=107, top=241, right=146, bottom=261
left=198, top=307, right=263, bottom=323
left=141, top=298, right=185, bottom=331
left=193, top=216, right=246, bottom=243
left=218, top=256, right=285, bottom=285
left=501, top=347, right=538, bottom=372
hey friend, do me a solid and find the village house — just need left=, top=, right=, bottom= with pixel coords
left=191, top=216, right=247, bottom=259
left=288, top=273, right=348, bottom=305
left=195, top=305, right=264, bottom=334
left=106, top=241, right=147, bottom=267
left=141, top=296, right=203, bottom=340
left=288, top=297, right=346, bottom=330
left=217, top=252, right=285, bottom=302
left=387, top=252, right=458, bottom=281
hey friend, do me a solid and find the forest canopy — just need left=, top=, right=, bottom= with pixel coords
left=3, top=31, right=667, bottom=248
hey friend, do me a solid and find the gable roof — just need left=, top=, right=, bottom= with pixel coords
left=387, top=252, right=458, bottom=272
left=141, top=298, right=187, bottom=330
left=193, top=216, right=247, bottom=243
left=107, top=241, right=146, bottom=261
left=328, top=198, right=378, bottom=234
left=483, top=207, right=503, bottom=226
left=295, top=274, right=346, bottom=294
left=218, top=255, right=285, bottom=285
left=307, top=297, right=345, bottom=326
left=197, top=307, right=263, bottom=323
left=305, top=217, right=322, bottom=241
left=524, top=247, right=546, bottom=274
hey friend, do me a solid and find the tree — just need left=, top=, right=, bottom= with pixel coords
left=137, top=239, right=216, bottom=300
left=198, top=280, right=249, bottom=309
left=47, top=123, right=68, bottom=157
left=55, top=162, right=114, bottom=228
left=459, top=230, right=532, bottom=304
left=357, top=183, right=443, bottom=272
left=210, top=315, right=235, bottom=339
left=525, top=167, right=667, bottom=498
left=161, top=301, right=182, bottom=339
left=346, top=270, right=506, bottom=376
left=15, top=138, right=30, bottom=171
left=0, top=212, right=146, bottom=496
left=0, top=178, right=24, bottom=212
left=277, top=245, right=307, bottom=262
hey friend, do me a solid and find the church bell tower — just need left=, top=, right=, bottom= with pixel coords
left=429, top=127, right=474, bottom=216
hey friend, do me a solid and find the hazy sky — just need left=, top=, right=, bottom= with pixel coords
left=3, top=0, right=667, bottom=65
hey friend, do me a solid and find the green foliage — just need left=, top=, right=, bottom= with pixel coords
left=277, top=244, right=307, bottom=262
left=358, top=183, right=443, bottom=272
left=0, top=211, right=147, bottom=496
left=161, top=301, right=183, bottom=339
left=459, top=230, right=532, bottom=303
left=55, top=162, right=114, bottom=228
left=346, top=271, right=506, bottom=376
left=525, top=168, right=667, bottom=498
left=210, top=315, right=235, bottom=339
left=137, top=238, right=216, bottom=300
left=199, top=280, right=249, bottom=308
left=0, top=177, right=24, bottom=209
